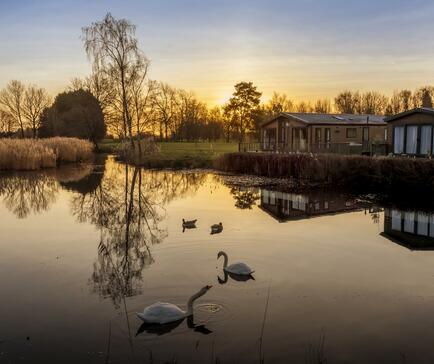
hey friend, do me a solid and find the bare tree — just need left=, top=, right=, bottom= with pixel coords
left=296, top=101, right=312, bottom=113
left=82, top=13, right=149, bottom=148
left=23, top=85, right=51, bottom=138
left=0, top=80, right=26, bottom=137
left=413, top=86, right=434, bottom=108
left=388, top=89, right=412, bottom=114
left=265, top=92, right=294, bottom=116
left=0, top=110, right=15, bottom=134
left=152, top=82, right=178, bottom=141
left=313, top=99, right=331, bottom=113
left=334, top=90, right=356, bottom=114
left=361, top=91, right=388, bottom=114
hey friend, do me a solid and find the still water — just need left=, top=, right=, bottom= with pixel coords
left=1, top=156, right=434, bottom=364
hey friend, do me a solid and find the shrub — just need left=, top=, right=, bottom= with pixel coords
left=118, top=139, right=160, bottom=164
left=214, top=152, right=434, bottom=193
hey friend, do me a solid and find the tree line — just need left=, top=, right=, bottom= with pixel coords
left=1, top=13, right=434, bottom=144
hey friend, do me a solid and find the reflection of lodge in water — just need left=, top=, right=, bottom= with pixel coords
left=259, top=189, right=362, bottom=222
left=382, top=208, right=434, bottom=250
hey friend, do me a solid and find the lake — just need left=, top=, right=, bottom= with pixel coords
left=1, top=156, right=434, bottom=364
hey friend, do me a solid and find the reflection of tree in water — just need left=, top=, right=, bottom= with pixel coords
left=371, top=212, right=380, bottom=225
left=230, top=187, right=260, bottom=210
left=0, top=163, right=101, bottom=219
left=0, top=174, right=58, bottom=219
left=70, top=159, right=206, bottom=307
left=60, top=155, right=106, bottom=195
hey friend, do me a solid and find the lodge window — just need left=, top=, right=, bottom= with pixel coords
left=394, top=126, right=404, bottom=154
left=394, top=124, right=434, bottom=155
left=315, top=128, right=321, bottom=144
left=420, top=125, right=433, bottom=155
left=384, top=128, right=388, bottom=141
left=346, top=128, right=357, bottom=138
left=406, top=126, right=418, bottom=154
left=325, top=128, right=331, bottom=144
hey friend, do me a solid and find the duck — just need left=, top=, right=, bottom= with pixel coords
left=210, top=222, right=223, bottom=235
left=217, top=251, right=254, bottom=276
left=136, top=285, right=212, bottom=325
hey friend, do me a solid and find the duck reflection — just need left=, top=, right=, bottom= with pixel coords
left=381, top=208, right=434, bottom=250
left=135, top=315, right=212, bottom=336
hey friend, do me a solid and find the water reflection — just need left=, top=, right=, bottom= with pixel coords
left=0, top=159, right=208, bottom=309
left=0, top=164, right=98, bottom=219
left=0, top=173, right=58, bottom=219
left=4, top=160, right=434, bottom=362
left=259, top=188, right=362, bottom=222
left=67, top=160, right=207, bottom=307
left=230, top=186, right=260, bottom=210
left=217, top=270, right=255, bottom=284
left=382, top=208, right=434, bottom=250
left=136, top=315, right=212, bottom=336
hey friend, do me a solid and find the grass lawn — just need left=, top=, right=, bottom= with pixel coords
left=98, top=139, right=239, bottom=168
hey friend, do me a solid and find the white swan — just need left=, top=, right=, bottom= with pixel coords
left=136, top=285, right=212, bottom=324
left=217, top=251, right=254, bottom=276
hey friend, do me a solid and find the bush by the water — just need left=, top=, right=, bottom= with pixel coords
left=0, top=137, right=93, bottom=170
left=214, top=152, right=434, bottom=193
left=118, top=139, right=161, bottom=164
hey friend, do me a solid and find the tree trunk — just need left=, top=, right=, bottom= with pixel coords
left=120, top=67, right=134, bottom=150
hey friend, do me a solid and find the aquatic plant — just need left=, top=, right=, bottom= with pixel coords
left=0, top=137, right=93, bottom=170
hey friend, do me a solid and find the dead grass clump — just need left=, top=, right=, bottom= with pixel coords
left=40, top=137, right=93, bottom=163
left=0, top=138, right=94, bottom=171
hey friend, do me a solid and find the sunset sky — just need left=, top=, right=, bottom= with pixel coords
left=1, top=0, right=434, bottom=105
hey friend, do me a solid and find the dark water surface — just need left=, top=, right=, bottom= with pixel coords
left=1, top=157, right=434, bottom=364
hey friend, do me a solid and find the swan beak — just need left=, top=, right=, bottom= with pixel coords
left=206, top=285, right=213, bottom=289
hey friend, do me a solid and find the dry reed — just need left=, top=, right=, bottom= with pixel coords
left=0, top=137, right=94, bottom=171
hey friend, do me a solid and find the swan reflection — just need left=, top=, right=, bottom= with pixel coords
left=135, top=315, right=212, bottom=336
left=218, top=270, right=255, bottom=284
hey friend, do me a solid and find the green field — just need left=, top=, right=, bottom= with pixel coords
left=98, top=139, right=239, bottom=168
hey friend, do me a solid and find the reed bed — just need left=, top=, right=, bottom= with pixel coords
left=214, top=152, right=434, bottom=193
left=0, top=138, right=94, bottom=171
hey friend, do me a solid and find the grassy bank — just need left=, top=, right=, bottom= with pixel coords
left=0, top=137, right=94, bottom=171
left=101, top=139, right=238, bottom=168
left=214, top=152, right=434, bottom=193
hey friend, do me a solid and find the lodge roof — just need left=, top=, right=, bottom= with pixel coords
left=261, top=112, right=386, bottom=128
left=384, top=107, right=434, bottom=122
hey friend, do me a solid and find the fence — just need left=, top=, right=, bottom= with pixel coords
left=238, top=142, right=389, bottom=156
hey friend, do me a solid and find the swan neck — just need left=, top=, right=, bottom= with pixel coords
left=187, top=289, right=207, bottom=315
left=221, top=252, right=228, bottom=268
